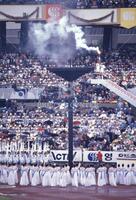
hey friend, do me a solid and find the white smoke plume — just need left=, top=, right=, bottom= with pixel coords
left=29, top=16, right=101, bottom=62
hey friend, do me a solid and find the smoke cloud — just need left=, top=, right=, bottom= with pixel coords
left=29, top=16, right=100, bottom=63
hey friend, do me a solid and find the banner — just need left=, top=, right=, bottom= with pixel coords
left=119, top=8, right=136, bottom=29
left=50, top=150, right=82, bottom=162
left=0, top=88, right=44, bottom=99
left=49, top=150, right=136, bottom=163
left=44, top=4, right=63, bottom=22
left=83, top=150, right=136, bottom=163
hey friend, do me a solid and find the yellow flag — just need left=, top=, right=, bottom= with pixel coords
left=119, top=8, right=136, bottom=29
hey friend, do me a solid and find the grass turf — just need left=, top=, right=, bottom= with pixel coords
left=0, top=197, right=11, bottom=200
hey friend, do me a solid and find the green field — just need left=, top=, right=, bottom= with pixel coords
left=0, top=197, right=11, bottom=200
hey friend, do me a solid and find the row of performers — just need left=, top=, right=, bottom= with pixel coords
left=0, top=151, right=51, bottom=165
left=0, top=141, right=49, bottom=152
left=0, top=163, right=136, bottom=187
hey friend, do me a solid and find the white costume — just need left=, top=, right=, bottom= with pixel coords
left=0, top=165, right=8, bottom=184
left=71, top=167, right=79, bottom=187
left=125, top=167, right=133, bottom=185
left=59, top=167, right=68, bottom=187
left=51, top=168, right=58, bottom=187
left=66, top=166, right=71, bottom=185
left=108, top=167, right=117, bottom=186
left=97, top=167, right=107, bottom=186
left=20, top=166, right=29, bottom=186
left=7, top=166, right=16, bottom=186
left=56, top=167, right=61, bottom=186
left=14, top=165, right=18, bottom=184
left=13, top=154, right=19, bottom=164
left=31, top=166, right=40, bottom=186
left=116, top=167, right=126, bottom=185
left=19, top=154, right=26, bottom=165
left=85, top=167, right=96, bottom=186
left=131, top=167, right=136, bottom=185
left=39, top=166, right=45, bottom=184
left=79, top=167, right=86, bottom=186
left=8, top=154, right=13, bottom=164
left=29, top=165, right=34, bottom=184
left=42, top=167, right=52, bottom=187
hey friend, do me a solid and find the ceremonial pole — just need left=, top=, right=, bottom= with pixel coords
left=47, top=66, right=93, bottom=170
left=68, top=82, right=73, bottom=169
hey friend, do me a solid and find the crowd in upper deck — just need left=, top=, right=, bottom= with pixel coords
left=0, top=0, right=136, bottom=8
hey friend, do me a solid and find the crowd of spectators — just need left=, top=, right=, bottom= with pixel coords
left=0, top=46, right=136, bottom=152
left=65, top=0, right=136, bottom=9
left=0, top=99, right=136, bottom=152
left=0, top=0, right=136, bottom=8
left=101, top=48, right=136, bottom=89
left=0, top=48, right=135, bottom=105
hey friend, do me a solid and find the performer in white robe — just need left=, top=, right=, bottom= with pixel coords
left=13, top=153, right=19, bottom=165
left=59, top=166, right=68, bottom=187
left=97, top=166, right=107, bottom=186
left=48, top=166, right=53, bottom=186
left=59, top=166, right=64, bottom=187
left=4, top=164, right=8, bottom=184
left=39, top=165, right=45, bottom=184
left=116, top=164, right=125, bottom=185
left=13, top=164, right=18, bottom=184
left=108, top=166, right=117, bottom=186
left=56, top=166, right=61, bottom=186
left=66, top=166, right=71, bottom=186
left=39, top=153, right=44, bottom=166
left=7, top=165, right=16, bottom=186
left=0, top=164, right=8, bottom=184
left=0, top=164, right=2, bottom=183
left=0, top=164, right=7, bottom=183
left=104, top=166, right=108, bottom=184
left=42, top=166, right=49, bottom=187
left=2, top=153, right=7, bottom=165
left=29, top=165, right=34, bottom=185
left=85, top=166, right=96, bottom=186
left=125, top=165, right=133, bottom=185
left=30, top=153, right=37, bottom=165
left=19, top=153, right=26, bottom=165
left=42, top=166, right=52, bottom=187
left=84, top=167, right=90, bottom=187
left=8, top=153, right=13, bottom=165
left=31, top=165, right=40, bottom=186
left=71, top=166, right=79, bottom=187
left=50, top=167, right=58, bottom=187
left=63, top=166, right=70, bottom=187
left=79, top=166, right=86, bottom=186
left=26, top=154, right=31, bottom=165
left=20, top=165, right=29, bottom=186
left=121, top=164, right=128, bottom=185
left=131, top=164, right=136, bottom=185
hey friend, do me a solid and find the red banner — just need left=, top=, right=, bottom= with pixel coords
left=45, top=4, right=63, bottom=22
